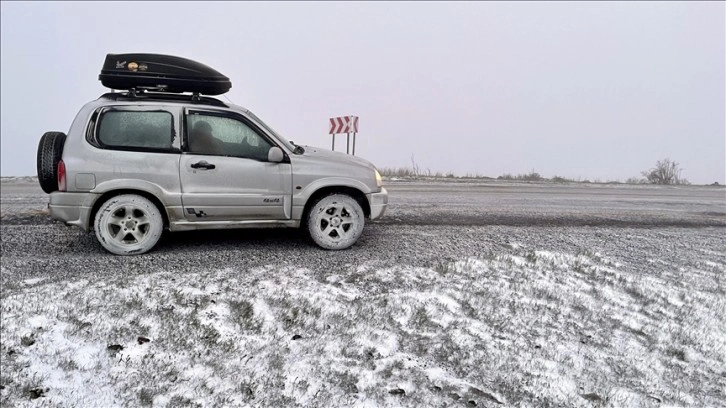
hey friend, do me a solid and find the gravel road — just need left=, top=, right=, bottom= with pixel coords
left=1, top=178, right=725, bottom=290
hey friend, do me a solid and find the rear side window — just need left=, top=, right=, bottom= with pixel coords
left=97, top=111, right=174, bottom=150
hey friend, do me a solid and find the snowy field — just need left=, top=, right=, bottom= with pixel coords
left=1, top=178, right=725, bottom=407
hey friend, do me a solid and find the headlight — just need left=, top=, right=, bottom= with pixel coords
left=375, top=169, right=383, bottom=187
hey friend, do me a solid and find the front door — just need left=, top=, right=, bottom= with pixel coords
left=179, top=110, right=292, bottom=221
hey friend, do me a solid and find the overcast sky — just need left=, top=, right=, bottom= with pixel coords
left=1, top=1, right=724, bottom=183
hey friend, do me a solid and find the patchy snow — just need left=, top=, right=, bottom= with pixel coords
left=26, top=315, right=48, bottom=329
left=22, top=277, right=46, bottom=286
left=2, top=248, right=725, bottom=407
left=178, top=286, right=205, bottom=296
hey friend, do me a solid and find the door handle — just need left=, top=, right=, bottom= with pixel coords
left=191, top=161, right=216, bottom=170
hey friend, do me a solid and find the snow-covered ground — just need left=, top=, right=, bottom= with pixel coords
left=2, top=178, right=724, bottom=406
left=2, top=246, right=725, bottom=407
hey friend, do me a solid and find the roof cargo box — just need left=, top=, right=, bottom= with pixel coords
left=99, top=53, right=231, bottom=95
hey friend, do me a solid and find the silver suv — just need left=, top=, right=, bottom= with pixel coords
left=36, top=54, right=387, bottom=255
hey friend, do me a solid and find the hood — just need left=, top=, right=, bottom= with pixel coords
left=301, top=146, right=376, bottom=169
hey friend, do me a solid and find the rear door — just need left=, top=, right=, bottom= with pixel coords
left=179, top=109, right=292, bottom=221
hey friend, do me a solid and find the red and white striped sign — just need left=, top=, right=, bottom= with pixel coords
left=329, top=116, right=359, bottom=134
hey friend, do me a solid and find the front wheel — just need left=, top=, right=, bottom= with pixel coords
left=307, top=194, right=365, bottom=250
left=94, top=194, right=164, bottom=255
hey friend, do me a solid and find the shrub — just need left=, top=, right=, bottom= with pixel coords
left=641, top=158, right=689, bottom=185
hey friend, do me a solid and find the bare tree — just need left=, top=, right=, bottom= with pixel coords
left=641, top=158, right=689, bottom=185
left=410, top=154, right=421, bottom=178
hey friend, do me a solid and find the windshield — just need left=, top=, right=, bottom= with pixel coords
left=245, top=110, right=300, bottom=153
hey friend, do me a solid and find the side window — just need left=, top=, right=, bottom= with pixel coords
left=97, top=111, right=173, bottom=150
left=186, top=114, right=273, bottom=160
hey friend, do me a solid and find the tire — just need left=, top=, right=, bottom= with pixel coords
left=36, top=131, right=67, bottom=194
left=94, top=194, right=164, bottom=256
left=307, top=194, right=365, bottom=250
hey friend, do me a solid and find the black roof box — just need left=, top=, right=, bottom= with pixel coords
left=99, top=53, right=231, bottom=95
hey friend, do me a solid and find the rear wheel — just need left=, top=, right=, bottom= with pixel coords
left=94, top=194, right=163, bottom=255
left=307, top=194, right=365, bottom=250
left=36, top=131, right=67, bottom=194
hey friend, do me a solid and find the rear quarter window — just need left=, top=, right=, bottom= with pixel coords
left=97, top=111, right=174, bottom=150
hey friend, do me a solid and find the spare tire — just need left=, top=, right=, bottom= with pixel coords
left=37, top=131, right=67, bottom=194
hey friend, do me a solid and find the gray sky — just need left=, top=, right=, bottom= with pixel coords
left=2, top=1, right=724, bottom=183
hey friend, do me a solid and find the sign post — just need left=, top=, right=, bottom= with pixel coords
left=329, top=116, right=359, bottom=155
left=351, top=116, right=358, bottom=155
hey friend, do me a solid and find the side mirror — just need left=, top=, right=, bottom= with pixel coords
left=268, top=146, right=284, bottom=163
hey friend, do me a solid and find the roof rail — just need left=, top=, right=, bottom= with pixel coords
left=100, top=90, right=228, bottom=107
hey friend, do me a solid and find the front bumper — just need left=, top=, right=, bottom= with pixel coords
left=49, top=192, right=100, bottom=232
left=368, top=187, right=388, bottom=220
